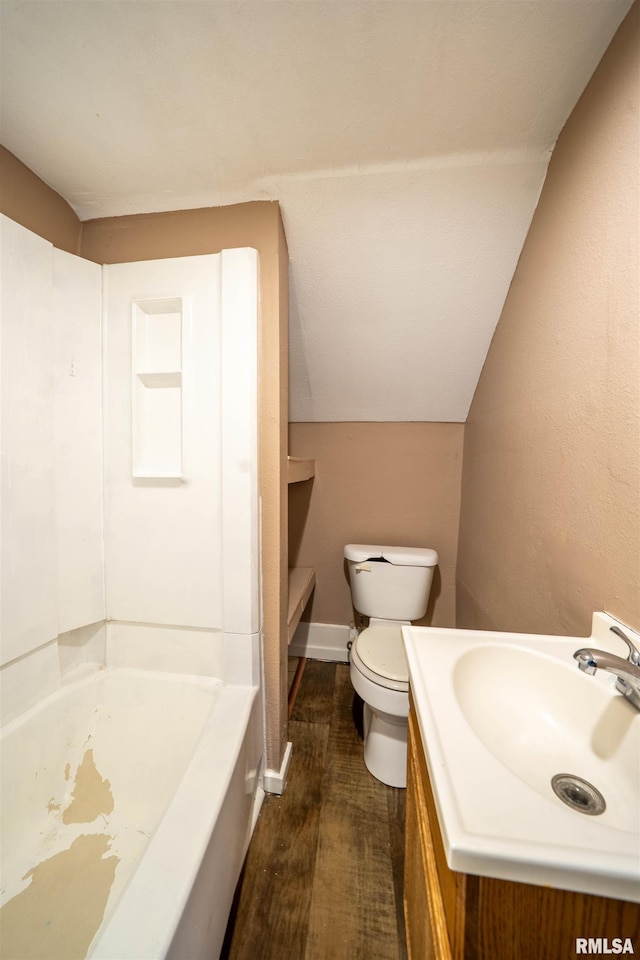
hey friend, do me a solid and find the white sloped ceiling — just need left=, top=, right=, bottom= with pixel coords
left=0, top=0, right=633, bottom=421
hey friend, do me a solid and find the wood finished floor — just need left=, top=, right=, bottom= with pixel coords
left=221, top=660, right=408, bottom=960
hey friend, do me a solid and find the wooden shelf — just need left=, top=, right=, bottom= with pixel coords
left=287, top=457, right=315, bottom=484
left=287, top=566, right=316, bottom=643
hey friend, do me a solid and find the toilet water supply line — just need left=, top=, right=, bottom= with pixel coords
left=347, top=615, right=366, bottom=652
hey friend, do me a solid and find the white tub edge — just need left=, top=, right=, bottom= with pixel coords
left=89, top=683, right=261, bottom=960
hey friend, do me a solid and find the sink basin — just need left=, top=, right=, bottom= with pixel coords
left=403, top=612, right=640, bottom=903
left=453, top=644, right=639, bottom=832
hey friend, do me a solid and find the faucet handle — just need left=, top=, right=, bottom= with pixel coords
left=610, top=625, right=640, bottom=666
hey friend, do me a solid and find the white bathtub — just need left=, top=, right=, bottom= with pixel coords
left=0, top=665, right=263, bottom=960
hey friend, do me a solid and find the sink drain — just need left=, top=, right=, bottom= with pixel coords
left=551, top=774, right=606, bottom=816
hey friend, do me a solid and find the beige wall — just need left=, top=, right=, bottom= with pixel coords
left=289, top=422, right=464, bottom=628
left=81, top=202, right=278, bottom=264
left=0, top=145, right=81, bottom=253
left=457, top=4, right=639, bottom=637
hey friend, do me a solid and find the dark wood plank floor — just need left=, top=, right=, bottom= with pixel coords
left=221, top=660, right=408, bottom=960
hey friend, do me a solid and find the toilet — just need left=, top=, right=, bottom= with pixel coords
left=345, top=543, right=438, bottom=788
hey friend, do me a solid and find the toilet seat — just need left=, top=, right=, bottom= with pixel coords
left=353, top=624, right=409, bottom=691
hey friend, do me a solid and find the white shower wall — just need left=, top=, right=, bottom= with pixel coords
left=1, top=215, right=260, bottom=721
left=103, top=256, right=223, bottom=629
left=54, top=247, right=105, bottom=635
left=103, top=250, right=261, bottom=679
left=1, top=217, right=104, bottom=670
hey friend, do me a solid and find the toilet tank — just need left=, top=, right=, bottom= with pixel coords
left=344, top=544, right=438, bottom=621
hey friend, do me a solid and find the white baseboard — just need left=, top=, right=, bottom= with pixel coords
left=289, top=622, right=350, bottom=663
left=262, top=741, right=293, bottom=795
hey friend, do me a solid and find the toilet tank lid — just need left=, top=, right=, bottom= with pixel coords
left=344, top=544, right=438, bottom=566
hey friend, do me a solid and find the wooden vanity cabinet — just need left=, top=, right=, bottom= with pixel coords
left=404, top=697, right=640, bottom=960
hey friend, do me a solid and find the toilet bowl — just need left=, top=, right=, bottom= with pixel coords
left=345, top=543, right=438, bottom=788
left=350, top=619, right=410, bottom=787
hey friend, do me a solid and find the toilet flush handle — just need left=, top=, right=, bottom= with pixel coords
left=354, top=562, right=372, bottom=572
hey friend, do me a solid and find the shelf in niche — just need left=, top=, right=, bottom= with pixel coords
left=132, top=376, right=182, bottom=478
left=287, top=457, right=315, bottom=484
left=133, top=473, right=183, bottom=482
left=136, top=371, right=182, bottom=389
left=287, top=566, right=316, bottom=644
left=132, top=297, right=183, bottom=481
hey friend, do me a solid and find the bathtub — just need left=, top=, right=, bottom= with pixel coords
left=0, top=664, right=263, bottom=960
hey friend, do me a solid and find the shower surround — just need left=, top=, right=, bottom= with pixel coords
left=0, top=214, right=263, bottom=959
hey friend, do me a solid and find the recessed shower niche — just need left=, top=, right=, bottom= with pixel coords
left=132, top=297, right=183, bottom=479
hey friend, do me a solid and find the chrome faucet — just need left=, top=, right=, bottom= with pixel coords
left=574, top=625, right=640, bottom=711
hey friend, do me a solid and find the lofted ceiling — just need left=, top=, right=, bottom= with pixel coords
left=0, top=1, right=633, bottom=422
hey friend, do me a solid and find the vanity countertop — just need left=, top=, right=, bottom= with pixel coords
left=402, top=612, right=640, bottom=903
